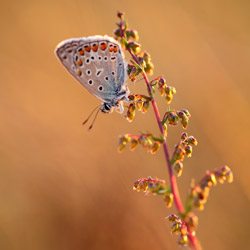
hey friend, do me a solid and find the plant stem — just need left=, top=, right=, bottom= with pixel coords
left=127, top=48, right=200, bottom=250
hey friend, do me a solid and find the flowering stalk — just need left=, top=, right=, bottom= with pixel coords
left=114, top=11, right=233, bottom=249
left=129, top=50, right=187, bottom=211
left=127, top=33, right=201, bottom=250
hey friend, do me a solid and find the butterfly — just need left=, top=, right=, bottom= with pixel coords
left=55, top=35, right=129, bottom=123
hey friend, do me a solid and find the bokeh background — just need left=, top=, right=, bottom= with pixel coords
left=0, top=0, right=249, bottom=249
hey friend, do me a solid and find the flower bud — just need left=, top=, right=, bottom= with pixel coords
left=143, top=52, right=151, bottom=63
left=128, top=94, right=135, bottom=101
left=164, top=193, right=173, bottom=207
left=185, top=145, right=192, bottom=157
left=173, top=146, right=185, bottom=161
left=142, top=101, right=150, bottom=113
left=185, top=136, right=198, bottom=145
left=128, top=41, right=141, bottom=54
left=174, top=161, right=183, bottom=177
left=178, top=234, right=188, bottom=246
left=181, top=109, right=190, bottom=117
left=128, top=103, right=136, bottom=113
left=118, top=143, right=126, bottom=152
left=181, top=118, right=188, bottom=129
left=225, top=171, right=233, bottom=183
left=167, top=112, right=178, bottom=125
left=144, top=62, right=154, bottom=75
left=114, top=28, right=122, bottom=37
left=151, top=141, right=160, bottom=154
left=136, top=101, right=143, bottom=111
left=194, top=198, right=204, bottom=210
left=130, top=138, right=138, bottom=151
left=117, top=11, right=125, bottom=19
left=186, top=213, right=198, bottom=230
left=181, top=132, right=188, bottom=140
left=165, top=93, right=173, bottom=103
left=167, top=214, right=179, bottom=222
left=127, top=111, right=135, bottom=122
left=177, top=110, right=185, bottom=118
left=171, top=222, right=181, bottom=234
left=207, top=173, right=217, bottom=186
left=130, top=29, right=139, bottom=40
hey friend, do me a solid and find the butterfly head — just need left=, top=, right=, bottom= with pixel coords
left=100, top=102, right=113, bottom=113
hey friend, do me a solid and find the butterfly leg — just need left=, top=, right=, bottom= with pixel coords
left=119, top=102, right=124, bottom=114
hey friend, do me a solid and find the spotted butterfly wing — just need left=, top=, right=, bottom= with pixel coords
left=55, top=35, right=127, bottom=104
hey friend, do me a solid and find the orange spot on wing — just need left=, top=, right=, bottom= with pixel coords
left=84, top=45, right=91, bottom=52
left=78, top=48, right=84, bottom=55
left=100, top=42, right=107, bottom=50
left=77, top=59, right=82, bottom=66
left=77, top=69, right=82, bottom=76
left=92, top=44, right=98, bottom=52
left=109, top=44, right=114, bottom=52
left=113, top=46, right=118, bottom=52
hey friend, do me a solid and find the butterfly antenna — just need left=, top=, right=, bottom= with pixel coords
left=82, top=104, right=101, bottom=127
left=126, top=77, right=144, bottom=86
left=88, top=107, right=101, bottom=131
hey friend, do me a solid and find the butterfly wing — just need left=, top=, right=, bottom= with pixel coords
left=55, top=36, right=127, bottom=103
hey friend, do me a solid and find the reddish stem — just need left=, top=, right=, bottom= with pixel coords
left=126, top=48, right=200, bottom=250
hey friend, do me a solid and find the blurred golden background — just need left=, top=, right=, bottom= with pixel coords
left=0, top=0, right=249, bottom=249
